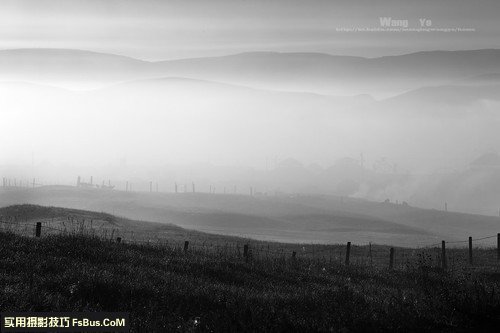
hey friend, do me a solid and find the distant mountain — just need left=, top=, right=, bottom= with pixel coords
left=153, top=49, right=500, bottom=96
left=0, top=48, right=151, bottom=88
left=2, top=48, right=500, bottom=96
left=0, top=81, right=70, bottom=94
left=471, top=153, right=500, bottom=167
left=0, top=75, right=372, bottom=108
left=383, top=84, right=500, bottom=106
left=459, top=73, right=500, bottom=85
left=0, top=81, right=74, bottom=111
left=95, top=76, right=373, bottom=109
left=376, top=83, right=500, bottom=118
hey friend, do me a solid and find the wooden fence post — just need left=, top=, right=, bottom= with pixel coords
left=345, top=242, right=351, bottom=266
left=116, top=237, right=121, bottom=243
left=497, top=233, right=500, bottom=261
left=184, top=241, right=189, bottom=252
left=244, top=244, right=249, bottom=262
left=389, top=247, right=394, bottom=269
left=35, top=222, right=41, bottom=237
left=468, top=236, right=473, bottom=265
left=369, top=242, right=372, bottom=266
left=441, top=240, right=447, bottom=270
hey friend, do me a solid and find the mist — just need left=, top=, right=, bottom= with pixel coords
left=1, top=0, right=500, bottom=227
left=1, top=48, right=500, bottom=217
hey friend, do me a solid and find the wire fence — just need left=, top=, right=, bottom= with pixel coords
left=1, top=215, right=499, bottom=272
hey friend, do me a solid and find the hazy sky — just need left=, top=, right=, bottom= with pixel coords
left=1, top=0, right=499, bottom=60
left=1, top=0, right=499, bottom=212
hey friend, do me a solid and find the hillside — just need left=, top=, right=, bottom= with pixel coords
left=0, top=48, right=151, bottom=88
left=0, top=204, right=247, bottom=247
left=381, top=84, right=500, bottom=112
left=1, top=187, right=498, bottom=247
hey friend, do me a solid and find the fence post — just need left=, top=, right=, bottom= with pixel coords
left=35, top=222, right=41, bottom=237
left=369, top=242, right=373, bottom=266
left=497, top=233, right=500, bottom=261
left=468, top=236, right=473, bottom=265
left=244, top=244, right=249, bottom=262
left=389, top=247, right=394, bottom=269
left=441, top=240, right=447, bottom=270
left=184, top=241, right=189, bottom=252
left=116, top=237, right=121, bottom=243
left=345, top=242, right=351, bottom=266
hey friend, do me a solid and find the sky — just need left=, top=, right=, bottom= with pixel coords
left=0, top=0, right=499, bottom=60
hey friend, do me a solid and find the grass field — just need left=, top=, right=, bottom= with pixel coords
left=1, top=204, right=498, bottom=269
left=1, top=205, right=500, bottom=332
left=1, top=231, right=500, bottom=332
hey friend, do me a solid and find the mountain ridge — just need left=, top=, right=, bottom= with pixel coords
left=2, top=48, right=500, bottom=96
left=3, top=47, right=499, bottom=63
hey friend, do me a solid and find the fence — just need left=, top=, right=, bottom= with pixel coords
left=1, top=215, right=499, bottom=272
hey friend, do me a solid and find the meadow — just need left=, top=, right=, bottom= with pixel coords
left=0, top=205, right=500, bottom=332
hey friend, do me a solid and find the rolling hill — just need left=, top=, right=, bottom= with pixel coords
left=1, top=186, right=498, bottom=247
left=382, top=84, right=500, bottom=108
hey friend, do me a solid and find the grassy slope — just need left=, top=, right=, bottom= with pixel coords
left=0, top=204, right=250, bottom=247
left=3, top=186, right=499, bottom=246
left=1, top=231, right=499, bottom=332
left=0, top=204, right=430, bottom=267
left=287, top=195, right=500, bottom=237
